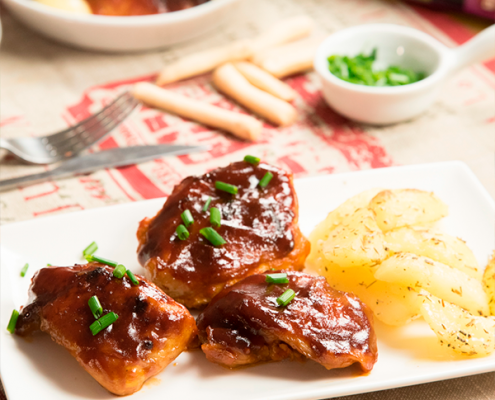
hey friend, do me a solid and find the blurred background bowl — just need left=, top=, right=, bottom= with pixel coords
left=1, top=0, right=243, bottom=52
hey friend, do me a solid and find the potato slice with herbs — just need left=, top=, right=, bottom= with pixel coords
left=384, top=228, right=481, bottom=280
left=306, top=251, right=421, bottom=326
left=369, top=189, right=448, bottom=232
left=420, top=292, right=495, bottom=356
left=483, top=251, right=495, bottom=316
left=320, top=207, right=387, bottom=269
left=308, top=188, right=383, bottom=246
left=375, top=253, right=489, bottom=316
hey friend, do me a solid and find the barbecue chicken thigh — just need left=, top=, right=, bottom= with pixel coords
left=197, top=270, right=378, bottom=372
left=137, top=160, right=310, bottom=309
left=15, top=263, right=197, bottom=396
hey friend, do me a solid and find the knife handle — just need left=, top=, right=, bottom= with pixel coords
left=0, top=171, right=56, bottom=192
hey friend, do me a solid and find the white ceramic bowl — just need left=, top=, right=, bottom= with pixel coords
left=314, top=24, right=495, bottom=125
left=2, top=0, right=242, bottom=52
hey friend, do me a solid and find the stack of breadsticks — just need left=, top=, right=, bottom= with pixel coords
left=132, top=16, right=322, bottom=142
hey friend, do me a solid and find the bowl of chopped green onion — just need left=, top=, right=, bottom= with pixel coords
left=314, top=24, right=495, bottom=124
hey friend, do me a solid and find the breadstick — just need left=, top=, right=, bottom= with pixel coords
left=156, top=40, right=254, bottom=86
left=212, top=63, right=297, bottom=127
left=155, top=16, right=314, bottom=86
left=251, top=15, right=314, bottom=53
left=132, top=82, right=262, bottom=141
left=252, top=37, right=323, bottom=78
left=233, top=62, right=297, bottom=102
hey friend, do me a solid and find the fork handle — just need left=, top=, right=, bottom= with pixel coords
left=0, top=170, right=59, bottom=192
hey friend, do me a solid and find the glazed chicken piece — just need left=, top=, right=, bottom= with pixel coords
left=196, top=270, right=378, bottom=372
left=137, top=160, right=310, bottom=309
left=86, top=0, right=209, bottom=16
left=15, top=263, right=197, bottom=396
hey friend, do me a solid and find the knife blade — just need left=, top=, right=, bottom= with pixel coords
left=0, top=144, right=207, bottom=192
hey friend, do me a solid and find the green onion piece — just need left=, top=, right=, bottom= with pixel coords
left=6, top=309, right=19, bottom=334
left=85, top=255, right=118, bottom=267
left=181, top=209, right=194, bottom=227
left=200, top=227, right=226, bottom=247
left=215, top=181, right=238, bottom=195
left=202, top=197, right=212, bottom=212
left=388, top=72, right=410, bottom=84
left=176, top=224, right=190, bottom=240
left=20, top=263, right=29, bottom=277
left=266, top=273, right=289, bottom=284
left=47, top=263, right=52, bottom=267
left=210, top=207, right=221, bottom=228
left=89, top=312, right=119, bottom=336
left=126, top=270, right=139, bottom=286
left=82, top=241, right=98, bottom=258
left=88, top=295, right=103, bottom=319
left=276, top=289, right=296, bottom=307
left=259, top=172, right=273, bottom=188
left=244, top=155, right=260, bottom=165
left=113, top=264, right=126, bottom=279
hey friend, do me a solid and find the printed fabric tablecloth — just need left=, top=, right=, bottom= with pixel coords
left=0, top=0, right=494, bottom=399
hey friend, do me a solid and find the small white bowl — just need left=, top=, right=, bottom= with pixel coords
left=2, top=0, right=242, bottom=52
left=314, top=23, right=495, bottom=125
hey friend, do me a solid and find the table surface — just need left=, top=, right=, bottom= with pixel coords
left=0, top=0, right=494, bottom=398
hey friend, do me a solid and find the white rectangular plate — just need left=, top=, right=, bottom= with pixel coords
left=1, top=161, right=494, bottom=400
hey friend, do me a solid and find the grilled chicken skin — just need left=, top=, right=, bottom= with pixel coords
left=197, top=270, right=378, bottom=372
left=137, top=161, right=310, bottom=309
left=15, top=263, right=197, bottom=396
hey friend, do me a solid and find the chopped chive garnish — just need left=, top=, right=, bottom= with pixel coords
left=210, top=207, right=221, bottom=228
left=126, top=270, right=139, bottom=286
left=259, top=172, right=273, bottom=188
left=47, top=263, right=52, bottom=267
left=244, top=155, right=260, bottom=165
left=266, top=273, right=289, bottom=284
left=215, top=181, right=238, bottom=195
left=82, top=241, right=98, bottom=258
left=7, top=309, right=19, bottom=334
left=327, top=49, right=425, bottom=87
left=88, top=295, right=103, bottom=319
left=86, top=255, right=119, bottom=267
left=90, top=312, right=119, bottom=336
left=113, top=264, right=126, bottom=279
left=276, top=289, right=295, bottom=307
left=20, top=263, right=29, bottom=277
left=176, top=224, right=189, bottom=240
left=181, top=209, right=194, bottom=227
left=202, top=197, right=212, bottom=212
left=200, top=227, right=226, bottom=247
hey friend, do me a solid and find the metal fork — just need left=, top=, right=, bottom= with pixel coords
left=0, top=91, right=139, bottom=164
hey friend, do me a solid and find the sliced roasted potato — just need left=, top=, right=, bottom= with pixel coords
left=375, top=253, right=489, bottom=316
left=306, top=252, right=421, bottom=326
left=384, top=227, right=481, bottom=280
left=369, top=189, right=448, bottom=232
left=420, top=292, right=495, bottom=356
left=483, top=251, right=495, bottom=316
left=308, top=188, right=383, bottom=245
left=320, top=207, right=387, bottom=269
